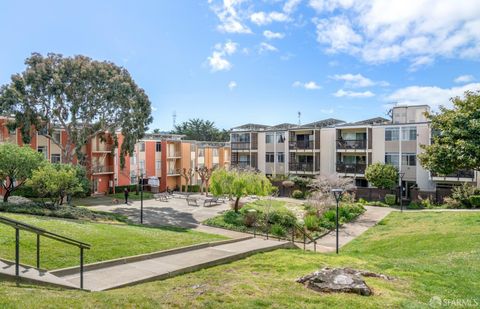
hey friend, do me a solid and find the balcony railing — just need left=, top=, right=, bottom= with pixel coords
left=431, top=169, right=475, bottom=180
left=336, top=162, right=366, bottom=174
left=289, top=140, right=314, bottom=150
left=92, top=165, right=114, bottom=174
left=231, top=142, right=250, bottom=150
left=336, top=139, right=367, bottom=150
left=289, top=163, right=315, bottom=172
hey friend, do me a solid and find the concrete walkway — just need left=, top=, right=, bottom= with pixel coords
left=310, top=206, right=393, bottom=253
left=56, top=237, right=292, bottom=291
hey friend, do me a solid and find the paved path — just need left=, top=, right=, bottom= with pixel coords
left=310, top=206, right=393, bottom=253
left=56, top=237, right=291, bottom=291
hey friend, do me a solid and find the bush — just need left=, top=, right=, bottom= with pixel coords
left=292, top=190, right=304, bottom=199
left=270, top=223, right=287, bottom=237
left=304, top=215, right=319, bottom=231
left=384, top=194, right=396, bottom=206
left=468, top=195, right=480, bottom=208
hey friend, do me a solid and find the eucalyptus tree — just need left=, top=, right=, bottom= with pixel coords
left=0, top=53, right=153, bottom=166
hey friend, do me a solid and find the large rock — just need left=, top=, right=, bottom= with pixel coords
left=297, top=267, right=394, bottom=296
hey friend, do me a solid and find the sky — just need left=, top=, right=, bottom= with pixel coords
left=0, top=0, right=479, bottom=131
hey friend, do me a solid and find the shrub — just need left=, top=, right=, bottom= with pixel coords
left=304, top=215, right=319, bottom=231
left=270, top=223, right=287, bottom=237
left=292, top=190, right=304, bottom=199
left=468, top=195, right=480, bottom=208
left=384, top=194, right=396, bottom=206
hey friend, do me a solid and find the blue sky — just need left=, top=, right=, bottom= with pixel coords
left=0, top=0, right=479, bottom=131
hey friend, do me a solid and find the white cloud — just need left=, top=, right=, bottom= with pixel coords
left=250, top=11, right=289, bottom=25
left=331, top=73, right=388, bottom=88
left=454, top=74, right=475, bottom=83
left=292, top=81, right=321, bottom=90
left=207, top=40, right=239, bottom=72
left=228, top=81, right=238, bottom=90
left=263, top=30, right=285, bottom=39
left=312, top=0, right=480, bottom=68
left=259, top=42, right=278, bottom=53
left=333, top=89, right=375, bottom=98
left=387, top=83, right=480, bottom=109
left=210, top=0, right=251, bottom=34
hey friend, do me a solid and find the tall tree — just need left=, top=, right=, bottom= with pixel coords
left=419, top=90, right=480, bottom=174
left=0, top=143, right=45, bottom=202
left=0, top=53, right=153, bottom=166
left=172, top=118, right=229, bottom=142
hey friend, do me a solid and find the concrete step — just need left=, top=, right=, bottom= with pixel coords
left=58, top=238, right=293, bottom=291
left=0, top=260, right=78, bottom=289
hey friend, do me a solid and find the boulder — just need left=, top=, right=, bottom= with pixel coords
left=297, top=267, right=393, bottom=296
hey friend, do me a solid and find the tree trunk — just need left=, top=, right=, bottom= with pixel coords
left=234, top=196, right=240, bottom=213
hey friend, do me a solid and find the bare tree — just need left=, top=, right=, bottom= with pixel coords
left=196, top=166, right=215, bottom=195
left=307, top=174, right=356, bottom=216
left=178, top=167, right=195, bottom=192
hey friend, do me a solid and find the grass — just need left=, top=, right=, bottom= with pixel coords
left=0, top=211, right=479, bottom=308
left=0, top=213, right=227, bottom=270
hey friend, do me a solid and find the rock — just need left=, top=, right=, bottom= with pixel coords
left=297, top=267, right=393, bottom=296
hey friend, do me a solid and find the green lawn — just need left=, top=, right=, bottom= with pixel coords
left=0, top=213, right=227, bottom=270
left=0, top=212, right=479, bottom=308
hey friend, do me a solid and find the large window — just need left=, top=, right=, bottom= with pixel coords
left=401, top=127, right=417, bottom=141
left=402, top=153, right=416, bottom=166
left=51, top=154, right=61, bottom=164
left=277, top=132, right=285, bottom=143
left=266, top=152, right=275, bottom=163
left=265, top=133, right=274, bottom=144
left=385, top=127, right=400, bottom=141
left=277, top=152, right=284, bottom=163
left=156, top=142, right=161, bottom=152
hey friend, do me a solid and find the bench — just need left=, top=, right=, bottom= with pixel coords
left=154, top=193, right=168, bottom=202
left=186, top=196, right=199, bottom=206
left=203, top=197, right=221, bottom=207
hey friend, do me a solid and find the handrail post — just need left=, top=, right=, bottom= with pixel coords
left=80, top=247, right=84, bottom=289
left=15, top=228, right=19, bottom=276
left=36, top=234, right=40, bottom=269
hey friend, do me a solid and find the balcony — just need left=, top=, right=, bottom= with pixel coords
left=336, top=139, right=366, bottom=150
left=289, top=163, right=316, bottom=173
left=431, top=169, right=475, bottom=181
left=92, top=165, right=114, bottom=174
left=231, top=142, right=250, bottom=150
left=289, top=140, right=314, bottom=150
left=336, top=162, right=366, bottom=174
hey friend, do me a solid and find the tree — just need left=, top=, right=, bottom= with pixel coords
left=210, top=169, right=273, bottom=213
left=365, top=163, right=398, bottom=189
left=196, top=166, right=214, bottom=195
left=28, top=164, right=83, bottom=205
left=308, top=174, right=355, bottom=216
left=178, top=167, right=195, bottom=192
left=0, top=143, right=45, bottom=202
left=419, top=90, right=480, bottom=174
left=0, top=53, right=152, bottom=166
left=172, top=119, right=229, bottom=142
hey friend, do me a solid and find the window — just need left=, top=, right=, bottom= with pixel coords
left=198, top=148, right=205, bottom=157
left=277, top=132, right=285, bottom=143
left=385, top=152, right=399, bottom=167
left=385, top=127, right=399, bottom=141
left=402, top=153, right=416, bottom=166
left=277, top=152, right=284, bottom=163
left=139, top=142, right=145, bottom=152
left=37, top=146, right=47, bottom=159
left=401, top=127, right=417, bottom=141
left=52, top=131, right=61, bottom=144
left=156, top=142, right=161, bottom=152
left=51, top=154, right=61, bottom=164
left=265, top=133, right=274, bottom=144
left=266, top=152, right=275, bottom=163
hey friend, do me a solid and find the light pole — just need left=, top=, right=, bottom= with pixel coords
left=399, top=172, right=405, bottom=212
left=140, top=172, right=144, bottom=224
left=331, top=188, right=344, bottom=254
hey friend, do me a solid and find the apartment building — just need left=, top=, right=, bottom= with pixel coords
left=230, top=105, right=479, bottom=195
left=0, top=117, right=230, bottom=195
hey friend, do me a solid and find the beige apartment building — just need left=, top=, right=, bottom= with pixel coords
left=230, top=105, right=479, bottom=197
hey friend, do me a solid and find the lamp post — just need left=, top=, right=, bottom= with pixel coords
left=399, top=172, right=405, bottom=212
left=140, top=172, right=144, bottom=224
left=331, top=188, right=344, bottom=254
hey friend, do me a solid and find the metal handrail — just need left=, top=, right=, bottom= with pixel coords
left=0, top=215, right=91, bottom=289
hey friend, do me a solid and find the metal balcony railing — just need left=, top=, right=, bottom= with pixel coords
left=336, top=162, right=366, bottom=174
left=336, top=139, right=367, bottom=150
left=289, top=140, right=314, bottom=150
